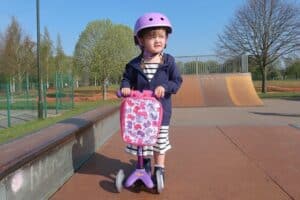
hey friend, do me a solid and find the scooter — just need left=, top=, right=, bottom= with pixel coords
left=115, top=90, right=164, bottom=193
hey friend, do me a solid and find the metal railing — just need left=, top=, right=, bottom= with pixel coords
left=175, top=55, right=248, bottom=75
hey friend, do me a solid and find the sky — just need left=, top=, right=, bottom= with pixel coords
left=0, top=0, right=298, bottom=57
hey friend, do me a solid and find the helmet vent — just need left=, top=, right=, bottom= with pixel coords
left=160, top=17, right=164, bottom=21
left=149, top=18, right=153, bottom=21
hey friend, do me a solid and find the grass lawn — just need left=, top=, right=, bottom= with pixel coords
left=0, top=99, right=120, bottom=145
left=258, top=92, right=300, bottom=99
left=253, top=80, right=300, bottom=88
left=254, top=79, right=300, bottom=99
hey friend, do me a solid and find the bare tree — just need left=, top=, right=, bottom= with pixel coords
left=217, top=0, right=300, bottom=92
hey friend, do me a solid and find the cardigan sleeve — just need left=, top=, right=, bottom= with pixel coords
left=162, top=57, right=183, bottom=94
left=120, top=64, right=133, bottom=89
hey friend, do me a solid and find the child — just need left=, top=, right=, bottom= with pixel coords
left=120, top=12, right=182, bottom=182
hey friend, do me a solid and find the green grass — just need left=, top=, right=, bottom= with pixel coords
left=258, top=92, right=300, bottom=99
left=0, top=99, right=120, bottom=145
left=254, top=79, right=300, bottom=99
left=253, top=80, right=300, bottom=88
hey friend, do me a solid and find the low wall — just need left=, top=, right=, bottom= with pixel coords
left=0, top=105, right=120, bottom=200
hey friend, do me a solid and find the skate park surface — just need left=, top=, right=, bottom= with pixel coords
left=51, top=98, right=300, bottom=200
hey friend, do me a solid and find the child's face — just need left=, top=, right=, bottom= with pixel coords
left=138, top=29, right=168, bottom=54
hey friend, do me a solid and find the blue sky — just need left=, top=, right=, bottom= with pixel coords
left=0, top=0, right=298, bottom=57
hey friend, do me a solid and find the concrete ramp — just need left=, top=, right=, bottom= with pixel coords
left=173, top=73, right=263, bottom=107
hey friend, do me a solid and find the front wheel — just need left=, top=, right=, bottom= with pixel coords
left=115, top=169, right=125, bottom=193
left=156, top=170, right=164, bottom=194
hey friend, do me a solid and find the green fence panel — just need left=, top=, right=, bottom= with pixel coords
left=0, top=73, right=74, bottom=130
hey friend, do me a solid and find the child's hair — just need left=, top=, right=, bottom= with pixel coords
left=137, top=27, right=169, bottom=39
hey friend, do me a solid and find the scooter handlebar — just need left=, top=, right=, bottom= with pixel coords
left=116, top=90, right=156, bottom=98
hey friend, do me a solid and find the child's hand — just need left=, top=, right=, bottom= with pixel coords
left=155, top=86, right=165, bottom=98
left=121, top=88, right=131, bottom=96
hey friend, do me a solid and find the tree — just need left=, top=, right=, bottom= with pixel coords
left=41, top=27, right=53, bottom=87
left=0, top=17, right=38, bottom=91
left=17, top=36, right=35, bottom=89
left=74, top=19, right=138, bottom=99
left=73, top=20, right=113, bottom=86
left=54, top=34, right=65, bottom=73
left=285, top=58, right=300, bottom=79
left=217, top=0, right=300, bottom=93
left=1, top=17, right=22, bottom=82
left=0, top=31, right=4, bottom=78
left=90, top=23, right=138, bottom=99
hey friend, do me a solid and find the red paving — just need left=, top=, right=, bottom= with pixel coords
left=51, top=125, right=300, bottom=200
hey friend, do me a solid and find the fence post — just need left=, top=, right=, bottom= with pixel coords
left=55, top=72, right=59, bottom=114
left=196, top=57, right=199, bottom=75
left=6, top=84, right=11, bottom=128
left=71, top=76, right=74, bottom=108
left=241, top=55, right=248, bottom=73
left=43, top=83, right=47, bottom=118
left=26, top=74, right=30, bottom=109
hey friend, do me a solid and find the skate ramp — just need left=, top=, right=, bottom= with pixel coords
left=226, top=74, right=263, bottom=106
left=172, top=73, right=263, bottom=107
left=171, top=75, right=205, bottom=107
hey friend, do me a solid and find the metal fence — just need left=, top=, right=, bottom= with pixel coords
left=0, top=73, right=74, bottom=129
left=175, top=55, right=248, bottom=75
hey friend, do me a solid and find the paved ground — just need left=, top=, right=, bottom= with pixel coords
left=172, top=99, right=300, bottom=127
left=51, top=99, right=300, bottom=200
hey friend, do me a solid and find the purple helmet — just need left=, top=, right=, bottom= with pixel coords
left=134, top=12, right=172, bottom=36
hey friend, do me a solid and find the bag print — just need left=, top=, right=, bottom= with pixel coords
left=120, top=90, right=163, bottom=146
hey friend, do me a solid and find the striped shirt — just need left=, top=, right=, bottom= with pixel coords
left=143, top=63, right=159, bottom=82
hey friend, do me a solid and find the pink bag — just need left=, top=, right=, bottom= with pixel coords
left=120, top=90, right=163, bottom=146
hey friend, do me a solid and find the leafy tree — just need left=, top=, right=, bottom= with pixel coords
left=54, top=34, right=65, bottom=73
left=74, top=19, right=138, bottom=99
left=74, top=20, right=113, bottom=86
left=17, top=36, right=35, bottom=87
left=91, top=23, right=138, bottom=99
left=0, top=31, right=4, bottom=79
left=0, top=17, right=36, bottom=91
left=41, top=27, right=53, bottom=87
left=285, top=59, right=300, bottom=79
left=217, top=0, right=300, bottom=93
left=1, top=17, right=21, bottom=82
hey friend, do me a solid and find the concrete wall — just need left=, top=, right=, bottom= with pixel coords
left=0, top=105, right=120, bottom=200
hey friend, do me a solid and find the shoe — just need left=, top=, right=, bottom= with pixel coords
left=143, top=158, right=152, bottom=174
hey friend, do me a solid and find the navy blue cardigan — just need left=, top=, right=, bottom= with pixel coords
left=121, top=53, right=183, bottom=125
